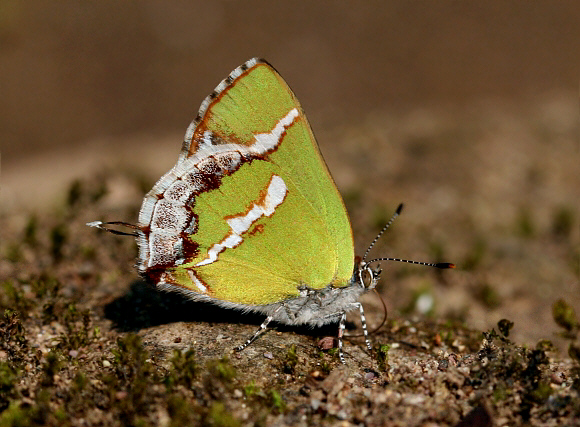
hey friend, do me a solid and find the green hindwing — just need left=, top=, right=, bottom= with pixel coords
left=137, top=59, right=354, bottom=305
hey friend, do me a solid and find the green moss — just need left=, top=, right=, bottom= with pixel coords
left=0, top=392, right=52, bottom=427
left=529, top=381, right=552, bottom=403
left=166, top=348, right=197, bottom=389
left=267, top=389, right=286, bottom=413
left=320, top=360, right=332, bottom=375
left=552, top=299, right=578, bottom=334
left=243, top=381, right=260, bottom=398
left=41, top=350, right=63, bottom=387
left=30, top=276, right=60, bottom=300
left=72, top=371, right=88, bottom=392
left=524, top=349, right=548, bottom=381
left=242, top=383, right=286, bottom=415
left=0, top=310, right=28, bottom=363
left=112, top=334, right=150, bottom=375
left=28, top=388, right=51, bottom=425
left=492, top=383, right=508, bottom=402
left=474, top=322, right=561, bottom=421
left=1, top=281, right=32, bottom=316
left=376, top=343, right=390, bottom=372
left=59, top=303, right=91, bottom=350
left=53, top=408, right=68, bottom=422
left=0, top=363, right=18, bottom=394
left=167, top=394, right=199, bottom=426
left=0, top=362, right=18, bottom=411
left=498, top=319, right=514, bottom=338
left=207, top=357, right=236, bottom=383
left=106, top=334, right=156, bottom=425
left=204, top=402, right=240, bottom=427
left=326, top=347, right=338, bottom=356
left=282, top=344, right=298, bottom=375
left=535, top=339, right=555, bottom=352
left=0, top=402, right=28, bottom=427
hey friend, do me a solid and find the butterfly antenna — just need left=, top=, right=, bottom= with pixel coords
left=362, top=203, right=404, bottom=262
left=366, top=257, right=455, bottom=269
left=86, top=221, right=140, bottom=237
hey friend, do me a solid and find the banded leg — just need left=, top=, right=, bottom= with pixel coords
left=235, top=305, right=283, bottom=352
left=337, top=303, right=372, bottom=363
left=338, top=312, right=347, bottom=364
left=353, top=302, right=372, bottom=352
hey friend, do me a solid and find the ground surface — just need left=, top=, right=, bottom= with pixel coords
left=2, top=2, right=580, bottom=426
left=2, top=96, right=579, bottom=425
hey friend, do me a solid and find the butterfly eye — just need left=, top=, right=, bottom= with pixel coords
left=358, top=262, right=379, bottom=289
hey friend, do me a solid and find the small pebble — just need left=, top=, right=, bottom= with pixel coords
left=551, top=371, right=565, bottom=385
left=115, top=391, right=128, bottom=400
left=310, top=399, right=321, bottom=411
left=102, top=360, right=111, bottom=367
left=433, top=333, right=442, bottom=346
left=317, top=336, right=336, bottom=350
left=263, top=352, right=274, bottom=359
left=364, top=371, right=378, bottom=380
left=310, top=370, right=323, bottom=379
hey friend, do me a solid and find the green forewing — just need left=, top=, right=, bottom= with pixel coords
left=176, top=62, right=355, bottom=305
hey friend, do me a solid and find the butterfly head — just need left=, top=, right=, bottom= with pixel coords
left=354, top=258, right=382, bottom=291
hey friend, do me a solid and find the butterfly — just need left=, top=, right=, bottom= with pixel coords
left=88, top=58, right=453, bottom=363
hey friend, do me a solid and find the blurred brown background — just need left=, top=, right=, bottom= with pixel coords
left=3, top=1, right=579, bottom=163
left=1, top=1, right=579, bottom=349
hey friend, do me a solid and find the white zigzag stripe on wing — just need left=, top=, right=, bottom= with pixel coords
left=138, top=108, right=299, bottom=272
left=195, top=175, right=287, bottom=267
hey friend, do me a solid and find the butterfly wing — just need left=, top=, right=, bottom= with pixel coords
left=137, top=58, right=354, bottom=305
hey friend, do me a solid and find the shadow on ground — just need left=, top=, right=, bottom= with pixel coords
left=104, top=280, right=343, bottom=339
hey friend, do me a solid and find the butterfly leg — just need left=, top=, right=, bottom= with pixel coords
left=235, top=305, right=283, bottom=352
left=353, top=302, right=372, bottom=352
left=335, top=303, right=372, bottom=363
left=338, top=311, right=347, bottom=364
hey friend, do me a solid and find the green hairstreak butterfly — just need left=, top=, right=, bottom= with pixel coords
left=88, top=58, right=453, bottom=363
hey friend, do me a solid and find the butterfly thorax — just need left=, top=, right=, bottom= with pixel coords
left=264, top=278, right=368, bottom=327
